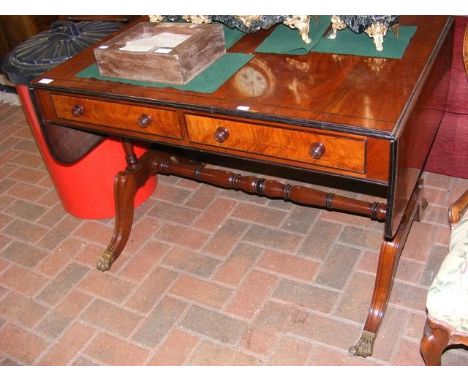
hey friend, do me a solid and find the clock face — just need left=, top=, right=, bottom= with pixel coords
left=234, top=66, right=269, bottom=97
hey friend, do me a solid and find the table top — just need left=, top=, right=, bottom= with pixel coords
left=31, top=16, right=452, bottom=139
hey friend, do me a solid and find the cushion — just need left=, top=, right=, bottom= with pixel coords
left=426, top=211, right=468, bottom=334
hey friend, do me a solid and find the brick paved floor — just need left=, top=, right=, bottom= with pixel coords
left=0, top=101, right=467, bottom=366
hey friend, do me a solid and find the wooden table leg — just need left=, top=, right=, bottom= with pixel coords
left=349, top=178, right=424, bottom=357
left=96, top=149, right=159, bottom=271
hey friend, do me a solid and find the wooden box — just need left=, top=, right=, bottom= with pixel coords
left=93, top=22, right=226, bottom=85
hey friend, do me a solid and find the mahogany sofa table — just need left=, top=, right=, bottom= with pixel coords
left=30, top=16, right=453, bottom=357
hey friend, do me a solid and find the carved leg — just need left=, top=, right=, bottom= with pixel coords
left=365, top=23, right=388, bottom=52
left=296, top=21, right=311, bottom=44
left=329, top=15, right=345, bottom=39
left=420, top=319, right=449, bottom=366
left=329, top=25, right=338, bottom=39
left=390, top=24, right=400, bottom=38
left=284, top=16, right=311, bottom=44
left=97, top=149, right=158, bottom=271
left=449, top=190, right=468, bottom=224
left=349, top=179, right=423, bottom=357
left=348, top=236, right=401, bottom=357
left=96, top=171, right=137, bottom=271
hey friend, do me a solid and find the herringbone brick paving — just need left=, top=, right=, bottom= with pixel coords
left=0, top=101, right=467, bottom=366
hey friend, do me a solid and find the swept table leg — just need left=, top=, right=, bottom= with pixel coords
left=96, top=149, right=158, bottom=271
left=349, top=178, right=424, bottom=357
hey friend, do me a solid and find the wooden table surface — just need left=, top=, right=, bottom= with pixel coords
left=31, top=16, right=447, bottom=134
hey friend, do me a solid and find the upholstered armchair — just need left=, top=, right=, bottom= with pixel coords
left=420, top=190, right=468, bottom=365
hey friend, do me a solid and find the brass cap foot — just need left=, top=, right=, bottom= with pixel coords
left=349, top=330, right=375, bottom=358
left=96, top=251, right=114, bottom=272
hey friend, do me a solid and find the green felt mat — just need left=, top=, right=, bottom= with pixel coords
left=255, top=15, right=331, bottom=55
left=77, top=53, right=253, bottom=94
left=223, top=25, right=245, bottom=49
left=311, top=26, right=417, bottom=59
left=255, top=15, right=417, bottom=59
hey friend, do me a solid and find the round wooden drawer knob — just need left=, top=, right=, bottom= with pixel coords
left=214, top=126, right=229, bottom=143
left=138, top=114, right=152, bottom=128
left=309, top=142, right=326, bottom=159
left=71, top=104, right=84, bottom=117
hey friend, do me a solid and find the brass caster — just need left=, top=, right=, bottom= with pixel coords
left=349, top=330, right=375, bottom=358
left=415, top=198, right=429, bottom=222
left=421, top=198, right=429, bottom=210
left=96, top=250, right=114, bottom=272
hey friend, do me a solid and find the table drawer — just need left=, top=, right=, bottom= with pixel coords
left=186, top=115, right=366, bottom=173
left=51, top=94, right=182, bottom=139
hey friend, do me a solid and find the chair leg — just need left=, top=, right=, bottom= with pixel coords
left=420, top=319, right=450, bottom=366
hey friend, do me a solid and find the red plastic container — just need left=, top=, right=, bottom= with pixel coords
left=17, top=85, right=156, bottom=219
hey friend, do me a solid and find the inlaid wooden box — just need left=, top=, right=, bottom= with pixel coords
left=93, top=22, right=226, bottom=85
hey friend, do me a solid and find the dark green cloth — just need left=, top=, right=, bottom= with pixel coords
left=255, top=15, right=331, bottom=55
left=255, top=15, right=416, bottom=59
left=311, top=26, right=417, bottom=59
left=223, top=25, right=245, bottom=49
left=76, top=53, right=253, bottom=93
